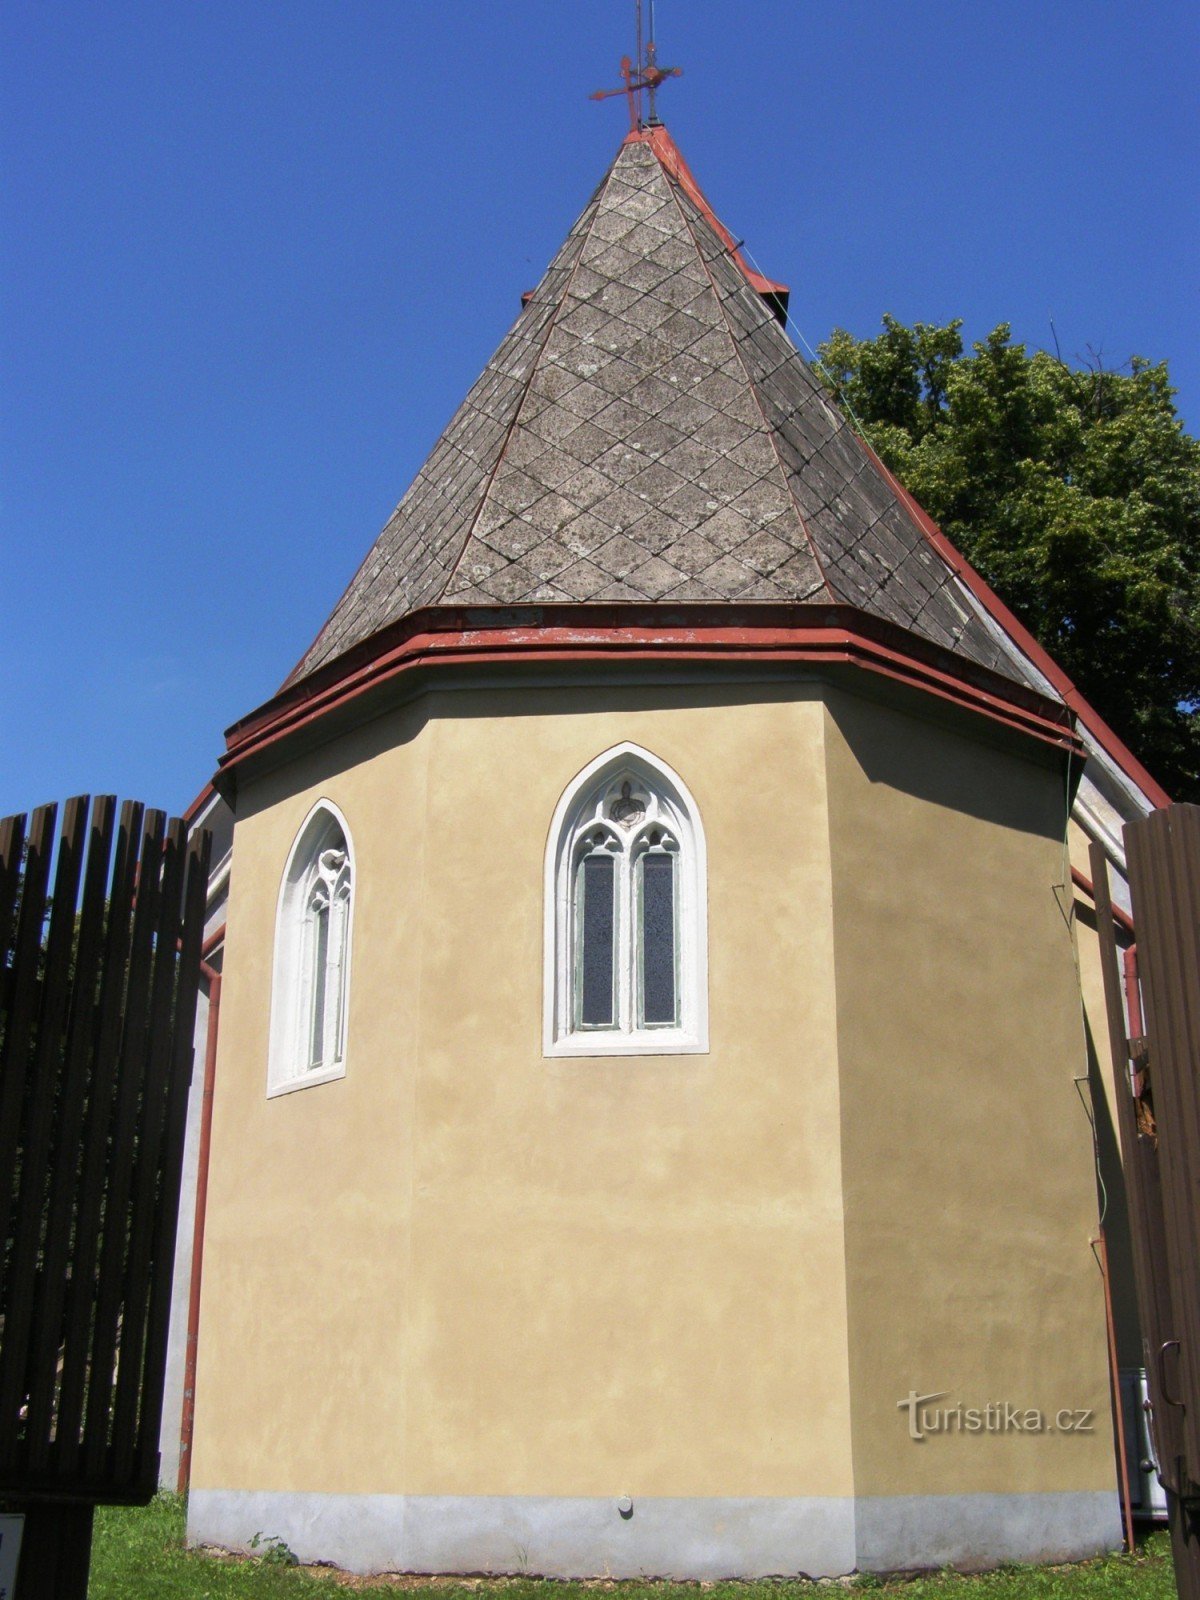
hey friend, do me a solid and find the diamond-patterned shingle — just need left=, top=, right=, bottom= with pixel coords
left=291, top=129, right=1047, bottom=697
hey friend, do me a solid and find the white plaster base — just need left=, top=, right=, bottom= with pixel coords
left=187, top=1488, right=1120, bottom=1578
left=855, top=1491, right=1122, bottom=1573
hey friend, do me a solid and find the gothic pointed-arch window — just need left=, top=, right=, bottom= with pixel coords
left=545, top=745, right=707, bottom=1056
left=268, top=801, right=355, bottom=1095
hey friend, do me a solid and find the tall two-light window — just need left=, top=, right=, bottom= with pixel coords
left=545, top=744, right=707, bottom=1056
left=268, top=800, right=354, bottom=1095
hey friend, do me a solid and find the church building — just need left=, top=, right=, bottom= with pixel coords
left=181, top=108, right=1166, bottom=1577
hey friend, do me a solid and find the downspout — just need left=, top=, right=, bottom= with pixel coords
left=176, top=924, right=224, bottom=1495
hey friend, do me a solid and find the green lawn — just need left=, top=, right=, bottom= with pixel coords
left=89, top=1497, right=1176, bottom=1600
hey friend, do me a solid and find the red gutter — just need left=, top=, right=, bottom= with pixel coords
left=632, top=124, right=789, bottom=306
left=217, top=606, right=1081, bottom=788
left=176, top=923, right=224, bottom=1494
left=858, top=438, right=1171, bottom=810
left=182, top=783, right=215, bottom=827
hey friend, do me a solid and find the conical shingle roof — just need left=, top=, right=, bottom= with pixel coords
left=293, top=128, right=1042, bottom=694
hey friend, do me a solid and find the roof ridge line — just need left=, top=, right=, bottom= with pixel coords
left=650, top=141, right=834, bottom=598
left=635, top=127, right=788, bottom=304
left=438, top=182, right=614, bottom=600
left=784, top=376, right=1036, bottom=676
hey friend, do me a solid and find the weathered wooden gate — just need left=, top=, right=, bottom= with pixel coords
left=0, top=796, right=210, bottom=1598
left=1092, top=805, right=1200, bottom=1600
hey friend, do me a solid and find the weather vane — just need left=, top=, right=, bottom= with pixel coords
left=590, top=0, right=681, bottom=132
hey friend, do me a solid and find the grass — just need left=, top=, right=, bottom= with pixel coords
left=89, top=1496, right=1177, bottom=1600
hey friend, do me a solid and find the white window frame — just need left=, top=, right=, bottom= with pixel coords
left=544, top=743, right=708, bottom=1057
left=267, top=798, right=355, bottom=1097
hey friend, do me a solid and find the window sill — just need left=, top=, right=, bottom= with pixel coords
left=544, top=1031, right=708, bottom=1059
left=266, top=1061, right=347, bottom=1098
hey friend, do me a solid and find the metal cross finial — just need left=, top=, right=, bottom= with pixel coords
left=590, top=0, right=681, bottom=132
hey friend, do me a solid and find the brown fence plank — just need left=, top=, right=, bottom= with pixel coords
left=133, top=824, right=211, bottom=1490
left=0, top=802, right=57, bottom=1326
left=0, top=812, right=28, bottom=990
left=0, top=796, right=90, bottom=1470
left=0, top=800, right=59, bottom=1472
left=25, top=797, right=118, bottom=1473
left=53, top=800, right=145, bottom=1478
left=1163, top=808, right=1200, bottom=1479
left=0, top=815, right=25, bottom=1073
left=110, top=817, right=188, bottom=1480
left=1088, top=842, right=1187, bottom=1490
left=1127, top=807, right=1200, bottom=1479
left=81, top=808, right=167, bottom=1476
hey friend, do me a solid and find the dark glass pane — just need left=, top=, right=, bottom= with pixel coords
left=334, top=893, right=350, bottom=1061
left=578, top=853, right=615, bottom=1027
left=641, top=852, right=676, bottom=1025
left=310, top=903, right=329, bottom=1065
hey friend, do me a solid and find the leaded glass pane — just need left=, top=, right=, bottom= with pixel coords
left=577, top=852, right=615, bottom=1027
left=640, top=851, right=676, bottom=1025
left=333, top=888, right=349, bottom=1062
left=310, top=900, right=329, bottom=1066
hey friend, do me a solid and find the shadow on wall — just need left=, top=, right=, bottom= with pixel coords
left=1080, top=999, right=1143, bottom=1371
left=827, top=683, right=1074, bottom=841
left=228, top=675, right=828, bottom=822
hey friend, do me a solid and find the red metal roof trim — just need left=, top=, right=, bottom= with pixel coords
left=217, top=603, right=1081, bottom=790
left=182, top=782, right=217, bottom=827
left=631, top=125, right=789, bottom=305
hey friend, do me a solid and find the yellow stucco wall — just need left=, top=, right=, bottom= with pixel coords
left=823, top=692, right=1116, bottom=1498
left=192, top=683, right=853, bottom=1500
left=192, top=676, right=1119, bottom=1510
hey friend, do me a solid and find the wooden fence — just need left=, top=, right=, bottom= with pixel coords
left=1092, top=806, right=1200, bottom=1600
left=0, top=796, right=210, bottom=1596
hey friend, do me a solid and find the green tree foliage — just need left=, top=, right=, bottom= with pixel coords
left=815, top=317, right=1200, bottom=800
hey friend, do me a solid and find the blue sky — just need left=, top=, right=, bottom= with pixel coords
left=2, top=0, right=1196, bottom=819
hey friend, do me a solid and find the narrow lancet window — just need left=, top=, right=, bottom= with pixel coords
left=305, top=844, right=349, bottom=1070
left=638, top=843, right=677, bottom=1026
left=577, top=845, right=617, bottom=1028
left=334, top=875, right=351, bottom=1055
left=309, top=886, right=330, bottom=1066
left=269, top=803, right=355, bottom=1094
